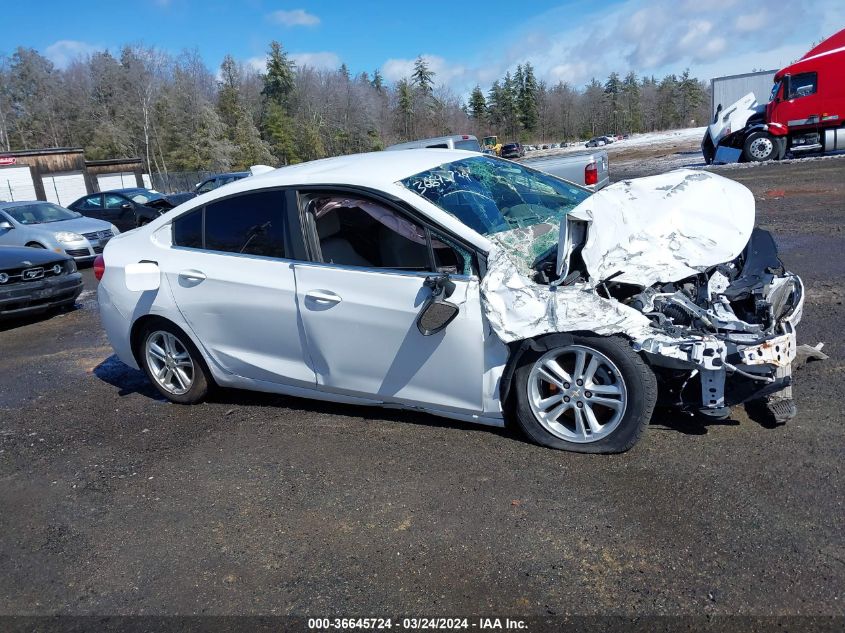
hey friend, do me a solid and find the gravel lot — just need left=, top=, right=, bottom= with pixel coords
left=0, top=154, right=843, bottom=620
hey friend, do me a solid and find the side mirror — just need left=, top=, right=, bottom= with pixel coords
left=417, top=274, right=459, bottom=336
left=0, top=221, right=13, bottom=230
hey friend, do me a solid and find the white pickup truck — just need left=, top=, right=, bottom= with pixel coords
left=520, top=150, right=610, bottom=191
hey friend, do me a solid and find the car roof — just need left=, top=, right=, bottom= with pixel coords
left=102, top=188, right=153, bottom=194
left=244, top=149, right=482, bottom=188
left=0, top=200, right=54, bottom=209
left=154, top=149, right=497, bottom=253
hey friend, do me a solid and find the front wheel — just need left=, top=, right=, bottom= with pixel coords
left=743, top=131, right=778, bottom=162
left=512, top=335, right=657, bottom=453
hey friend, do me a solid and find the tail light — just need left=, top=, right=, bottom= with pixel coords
left=93, top=254, right=105, bottom=281
left=585, top=162, right=598, bottom=186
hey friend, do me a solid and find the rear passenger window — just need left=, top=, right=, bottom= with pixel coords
left=173, top=209, right=202, bottom=248
left=172, top=190, right=286, bottom=258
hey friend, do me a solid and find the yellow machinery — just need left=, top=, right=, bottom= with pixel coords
left=482, top=136, right=502, bottom=156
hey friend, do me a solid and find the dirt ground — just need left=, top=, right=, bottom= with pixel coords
left=0, top=150, right=843, bottom=622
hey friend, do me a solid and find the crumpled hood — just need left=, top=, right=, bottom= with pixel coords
left=563, top=169, right=755, bottom=287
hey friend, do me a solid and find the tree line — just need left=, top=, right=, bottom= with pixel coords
left=0, top=42, right=711, bottom=175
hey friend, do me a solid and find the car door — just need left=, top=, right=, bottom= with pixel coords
left=291, top=191, right=487, bottom=415
left=160, top=188, right=314, bottom=387
left=73, top=194, right=104, bottom=221
left=103, top=194, right=137, bottom=231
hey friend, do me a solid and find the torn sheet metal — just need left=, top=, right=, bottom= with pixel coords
left=481, top=246, right=651, bottom=344
left=478, top=167, right=805, bottom=415
left=563, top=170, right=755, bottom=287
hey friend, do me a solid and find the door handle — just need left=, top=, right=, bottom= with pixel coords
left=178, top=269, right=206, bottom=282
left=305, top=290, right=342, bottom=304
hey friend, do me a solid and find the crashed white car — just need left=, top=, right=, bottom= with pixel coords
left=97, top=150, right=803, bottom=453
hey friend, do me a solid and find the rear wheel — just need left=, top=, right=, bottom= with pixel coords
left=137, top=322, right=210, bottom=403
left=512, top=334, right=657, bottom=453
left=744, top=131, right=778, bottom=162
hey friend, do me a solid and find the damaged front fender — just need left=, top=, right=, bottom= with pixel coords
left=479, top=169, right=805, bottom=416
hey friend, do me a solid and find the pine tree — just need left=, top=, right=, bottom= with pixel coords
left=468, top=86, right=486, bottom=120
left=622, top=71, right=641, bottom=133
left=518, top=62, right=539, bottom=134
left=262, top=41, right=296, bottom=110
left=411, top=56, right=435, bottom=96
left=604, top=72, right=622, bottom=135
left=371, top=69, right=384, bottom=93
left=396, top=78, right=414, bottom=138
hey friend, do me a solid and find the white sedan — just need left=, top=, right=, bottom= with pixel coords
left=96, top=150, right=803, bottom=452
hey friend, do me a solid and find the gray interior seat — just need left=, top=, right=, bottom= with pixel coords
left=377, top=225, right=429, bottom=269
left=317, top=211, right=371, bottom=267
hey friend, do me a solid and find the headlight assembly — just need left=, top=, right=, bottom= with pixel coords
left=55, top=231, right=84, bottom=243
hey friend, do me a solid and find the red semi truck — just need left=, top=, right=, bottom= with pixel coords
left=702, top=28, right=845, bottom=164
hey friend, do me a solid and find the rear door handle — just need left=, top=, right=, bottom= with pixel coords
left=178, top=269, right=206, bottom=282
left=305, top=290, right=342, bottom=304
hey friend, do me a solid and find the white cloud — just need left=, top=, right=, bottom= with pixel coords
left=246, top=51, right=340, bottom=73
left=291, top=51, right=341, bottom=69
left=45, top=40, right=102, bottom=68
left=381, top=54, right=467, bottom=88
left=267, top=9, right=320, bottom=27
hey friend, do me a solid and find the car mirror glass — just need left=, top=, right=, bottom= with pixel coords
left=417, top=274, right=459, bottom=336
left=417, top=300, right=459, bottom=336
left=125, top=262, right=160, bottom=292
left=0, top=221, right=13, bottom=230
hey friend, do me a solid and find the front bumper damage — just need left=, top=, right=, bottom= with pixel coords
left=479, top=169, right=805, bottom=419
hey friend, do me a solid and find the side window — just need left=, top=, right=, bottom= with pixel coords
left=104, top=194, right=127, bottom=209
left=79, top=195, right=103, bottom=210
left=205, top=190, right=285, bottom=257
left=789, top=72, right=817, bottom=99
left=196, top=180, right=215, bottom=194
left=173, top=208, right=203, bottom=249
left=172, top=190, right=286, bottom=257
left=308, top=194, right=468, bottom=273
left=431, top=231, right=475, bottom=276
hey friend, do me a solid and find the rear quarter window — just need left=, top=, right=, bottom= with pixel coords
left=173, top=209, right=203, bottom=248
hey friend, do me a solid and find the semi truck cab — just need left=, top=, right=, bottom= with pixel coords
left=703, top=28, right=845, bottom=163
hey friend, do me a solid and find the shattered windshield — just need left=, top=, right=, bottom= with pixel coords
left=399, top=156, right=591, bottom=266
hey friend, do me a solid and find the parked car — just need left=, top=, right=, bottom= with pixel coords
left=96, top=150, right=803, bottom=453
left=68, top=188, right=182, bottom=232
left=385, top=134, right=482, bottom=152
left=550, top=143, right=560, bottom=149
left=585, top=137, right=606, bottom=147
left=500, top=143, right=525, bottom=158
left=194, top=172, right=250, bottom=195
left=0, top=201, right=118, bottom=263
left=0, top=245, right=82, bottom=319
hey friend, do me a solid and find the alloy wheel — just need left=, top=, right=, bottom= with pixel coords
left=144, top=330, right=195, bottom=395
left=527, top=345, right=628, bottom=443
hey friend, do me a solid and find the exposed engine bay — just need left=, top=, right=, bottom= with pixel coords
left=480, top=169, right=804, bottom=420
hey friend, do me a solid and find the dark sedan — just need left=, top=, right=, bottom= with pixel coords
left=500, top=143, right=525, bottom=159
left=68, top=188, right=184, bottom=232
left=0, top=246, right=83, bottom=320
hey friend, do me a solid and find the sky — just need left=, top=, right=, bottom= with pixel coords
left=1, top=0, right=843, bottom=97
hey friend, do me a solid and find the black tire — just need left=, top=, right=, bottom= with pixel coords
left=26, top=242, right=46, bottom=248
left=512, top=334, right=657, bottom=453
left=743, top=131, right=778, bottom=162
left=136, top=320, right=211, bottom=404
